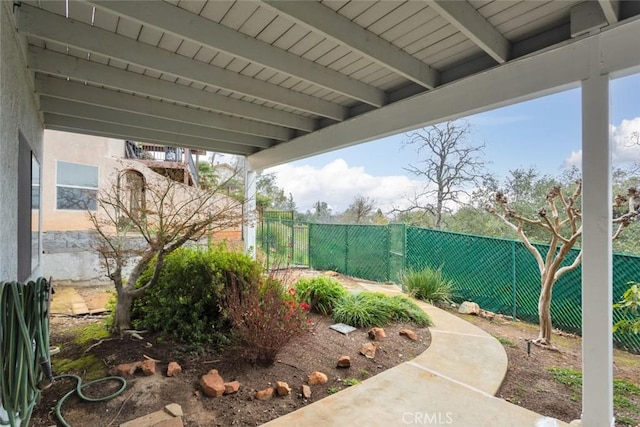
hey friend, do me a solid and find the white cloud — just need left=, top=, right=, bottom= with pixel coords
left=564, top=117, right=640, bottom=168
left=266, top=159, right=424, bottom=213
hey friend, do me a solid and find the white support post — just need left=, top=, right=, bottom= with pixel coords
left=581, top=37, right=614, bottom=427
left=243, top=164, right=258, bottom=259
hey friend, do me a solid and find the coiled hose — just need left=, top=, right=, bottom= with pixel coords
left=0, top=279, right=126, bottom=427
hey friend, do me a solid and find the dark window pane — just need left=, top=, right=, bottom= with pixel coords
left=31, top=185, right=40, bottom=209
left=56, top=187, right=97, bottom=210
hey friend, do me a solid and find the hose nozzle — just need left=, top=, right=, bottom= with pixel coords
left=37, top=357, right=54, bottom=390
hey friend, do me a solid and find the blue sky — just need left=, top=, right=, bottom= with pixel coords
left=267, top=73, right=640, bottom=213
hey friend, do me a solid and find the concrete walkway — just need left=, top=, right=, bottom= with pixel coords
left=264, top=280, right=568, bottom=427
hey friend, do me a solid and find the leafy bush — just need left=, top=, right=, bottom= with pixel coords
left=294, top=276, right=349, bottom=315
left=613, top=281, right=640, bottom=335
left=226, top=276, right=312, bottom=366
left=400, top=267, right=455, bottom=304
left=131, top=246, right=263, bottom=347
left=332, top=291, right=432, bottom=328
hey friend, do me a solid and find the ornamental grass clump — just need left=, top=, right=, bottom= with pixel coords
left=226, top=275, right=312, bottom=366
left=332, top=291, right=431, bottom=328
left=294, top=276, right=349, bottom=315
left=400, top=267, right=455, bottom=305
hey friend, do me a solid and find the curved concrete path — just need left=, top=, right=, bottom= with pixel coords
left=264, top=281, right=568, bottom=427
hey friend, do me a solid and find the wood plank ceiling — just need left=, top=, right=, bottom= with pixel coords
left=15, top=0, right=638, bottom=168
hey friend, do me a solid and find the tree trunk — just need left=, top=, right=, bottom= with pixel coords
left=112, top=290, right=134, bottom=333
left=536, top=274, right=554, bottom=345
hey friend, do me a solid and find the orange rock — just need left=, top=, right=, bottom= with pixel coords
left=200, top=370, right=225, bottom=397
left=141, top=359, right=156, bottom=376
left=307, top=371, right=328, bottom=385
left=336, top=356, right=351, bottom=368
left=111, top=362, right=141, bottom=376
left=368, top=327, right=386, bottom=340
left=255, top=387, right=274, bottom=401
left=167, top=362, right=182, bottom=377
left=275, top=381, right=291, bottom=396
left=359, top=342, right=378, bottom=359
left=399, top=328, right=418, bottom=341
left=301, top=384, right=311, bottom=398
left=223, top=381, right=240, bottom=395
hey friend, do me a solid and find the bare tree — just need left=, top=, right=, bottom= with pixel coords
left=342, top=195, right=375, bottom=224
left=397, top=120, right=485, bottom=228
left=487, top=182, right=639, bottom=346
left=88, top=165, right=245, bottom=333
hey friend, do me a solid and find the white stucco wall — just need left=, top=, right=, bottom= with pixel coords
left=0, top=2, right=44, bottom=423
left=0, top=1, right=44, bottom=281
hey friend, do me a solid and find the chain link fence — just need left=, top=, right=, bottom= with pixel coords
left=257, top=218, right=640, bottom=352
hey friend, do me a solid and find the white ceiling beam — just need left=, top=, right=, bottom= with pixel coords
left=28, top=47, right=314, bottom=132
left=17, top=4, right=347, bottom=120
left=261, top=0, right=439, bottom=89
left=90, top=0, right=385, bottom=108
left=35, top=75, right=292, bottom=142
left=426, top=0, right=510, bottom=63
left=598, top=0, right=620, bottom=24
left=39, top=96, right=273, bottom=149
left=248, top=17, right=640, bottom=169
left=44, top=113, right=257, bottom=155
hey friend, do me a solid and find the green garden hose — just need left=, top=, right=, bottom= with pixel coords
left=0, top=279, right=127, bottom=426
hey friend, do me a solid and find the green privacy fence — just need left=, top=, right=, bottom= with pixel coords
left=257, top=218, right=640, bottom=352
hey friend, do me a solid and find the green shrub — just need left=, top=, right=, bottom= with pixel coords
left=400, top=267, right=455, bottom=304
left=294, top=276, right=349, bottom=315
left=131, top=245, right=263, bottom=347
left=613, top=282, right=640, bottom=335
left=332, top=291, right=431, bottom=328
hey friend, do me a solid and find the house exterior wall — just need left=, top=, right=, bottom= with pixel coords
left=40, top=134, right=242, bottom=281
left=0, top=1, right=44, bottom=282
left=42, top=130, right=124, bottom=231
left=0, top=2, right=44, bottom=422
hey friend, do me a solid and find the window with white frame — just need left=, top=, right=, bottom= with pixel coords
left=56, top=161, right=99, bottom=210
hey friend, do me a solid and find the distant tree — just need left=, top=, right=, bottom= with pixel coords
left=256, top=172, right=288, bottom=212
left=341, top=195, right=375, bottom=224
left=311, top=201, right=332, bottom=223
left=395, top=120, right=485, bottom=228
left=487, top=182, right=639, bottom=346
left=89, top=168, right=244, bottom=333
left=372, top=209, right=389, bottom=225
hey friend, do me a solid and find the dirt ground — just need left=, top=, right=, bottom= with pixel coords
left=31, top=294, right=430, bottom=426
left=31, top=271, right=640, bottom=426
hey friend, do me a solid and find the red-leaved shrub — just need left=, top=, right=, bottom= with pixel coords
left=226, top=275, right=313, bottom=366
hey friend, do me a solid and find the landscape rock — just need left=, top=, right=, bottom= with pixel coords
left=224, top=381, right=240, bottom=395
left=479, top=309, right=496, bottom=321
left=301, top=385, right=312, bottom=398
left=458, top=301, right=480, bottom=315
left=167, top=362, right=182, bottom=377
left=368, top=327, right=386, bottom=340
left=140, top=359, right=156, bottom=376
left=111, top=361, right=140, bottom=376
left=307, top=371, right=328, bottom=385
left=200, top=369, right=225, bottom=397
left=336, top=355, right=351, bottom=368
left=255, top=387, right=274, bottom=401
left=164, top=403, right=184, bottom=417
left=275, top=381, right=291, bottom=396
left=399, top=328, right=418, bottom=341
left=359, top=342, right=378, bottom=359
left=323, top=271, right=339, bottom=276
